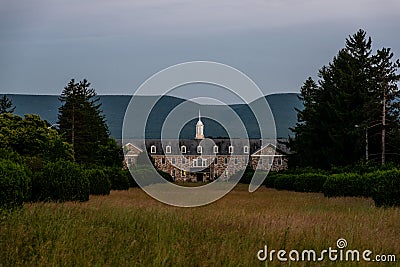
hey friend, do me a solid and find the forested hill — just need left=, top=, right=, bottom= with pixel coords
left=1, top=93, right=302, bottom=139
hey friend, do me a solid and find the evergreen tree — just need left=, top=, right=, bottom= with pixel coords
left=0, top=95, right=16, bottom=114
left=290, top=30, right=400, bottom=168
left=58, top=79, right=110, bottom=164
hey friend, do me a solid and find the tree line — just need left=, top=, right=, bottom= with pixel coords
left=0, top=79, right=131, bottom=209
left=289, top=29, right=400, bottom=169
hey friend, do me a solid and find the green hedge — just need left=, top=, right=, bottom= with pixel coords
left=371, top=169, right=400, bottom=207
left=129, top=167, right=173, bottom=187
left=85, top=168, right=111, bottom=195
left=0, top=159, right=30, bottom=209
left=32, top=160, right=89, bottom=202
left=274, top=174, right=296, bottom=191
left=123, top=169, right=138, bottom=188
left=323, top=173, right=369, bottom=198
left=263, top=172, right=277, bottom=188
left=104, top=167, right=130, bottom=191
left=157, top=170, right=174, bottom=183
left=294, top=173, right=328, bottom=193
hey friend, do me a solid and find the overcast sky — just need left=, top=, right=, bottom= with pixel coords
left=1, top=0, right=399, bottom=100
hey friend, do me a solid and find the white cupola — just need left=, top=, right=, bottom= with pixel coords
left=195, top=110, right=204, bottom=140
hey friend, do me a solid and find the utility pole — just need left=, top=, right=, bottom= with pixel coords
left=382, top=85, right=386, bottom=165
left=365, top=129, right=369, bottom=161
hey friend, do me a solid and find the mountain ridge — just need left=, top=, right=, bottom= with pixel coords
left=1, top=93, right=302, bottom=139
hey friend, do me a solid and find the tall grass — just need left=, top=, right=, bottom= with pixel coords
left=1, top=185, right=399, bottom=266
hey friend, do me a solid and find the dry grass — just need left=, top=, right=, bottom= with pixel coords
left=1, top=185, right=399, bottom=266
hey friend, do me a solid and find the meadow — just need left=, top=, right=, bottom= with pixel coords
left=1, top=185, right=399, bottom=266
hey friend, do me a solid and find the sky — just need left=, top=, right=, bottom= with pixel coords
left=0, top=0, right=399, bottom=102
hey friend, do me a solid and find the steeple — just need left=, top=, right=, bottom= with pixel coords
left=195, top=110, right=204, bottom=140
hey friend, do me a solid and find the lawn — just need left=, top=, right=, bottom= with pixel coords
left=1, top=185, right=399, bottom=266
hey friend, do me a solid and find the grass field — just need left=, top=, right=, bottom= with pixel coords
left=1, top=185, right=399, bottom=266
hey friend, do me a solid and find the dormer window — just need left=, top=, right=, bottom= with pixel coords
left=150, top=145, right=156, bottom=154
left=243, top=146, right=249, bottom=154
left=213, top=145, right=219, bottom=154
left=197, top=146, right=202, bottom=154
left=165, top=145, right=171, bottom=154
left=181, top=145, right=187, bottom=154
left=228, top=145, right=234, bottom=154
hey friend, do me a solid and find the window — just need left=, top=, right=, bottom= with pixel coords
left=181, top=145, right=187, bottom=154
left=193, top=159, right=198, bottom=167
left=202, top=159, right=207, bottom=167
left=161, top=157, right=166, bottom=165
left=182, top=157, right=186, bottom=164
left=165, top=145, right=171, bottom=154
left=171, top=157, right=176, bottom=164
left=228, top=145, right=234, bottom=154
left=197, top=146, right=202, bottom=154
left=150, top=145, right=156, bottom=154
left=268, top=157, right=273, bottom=165
left=214, top=157, right=218, bottom=164
left=213, top=145, right=219, bottom=154
left=224, top=157, right=228, bottom=164
left=243, top=146, right=249, bottom=154
left=234, top=158, right=238, bottom=165
left=278, top=157, right=282, bottom=165
left=259, top=158, right=263, bottom=165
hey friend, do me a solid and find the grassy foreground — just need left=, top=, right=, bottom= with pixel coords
left=1, top=185, right=399, bottom=266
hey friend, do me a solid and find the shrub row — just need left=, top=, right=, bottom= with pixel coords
left=265, top=168, right=400, bottom=207
left=372, top=169, right=400, bottom=207
left=323, top=173, right=373, bottom=198
left=1, top=153, right=137, bottom=208
left=31, top=160, right=89, bottom=202
left=129, top=167, right=173, bottom=187
left=0, top=159, right=30, bottom=210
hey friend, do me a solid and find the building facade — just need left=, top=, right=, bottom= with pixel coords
left=124, top=112, right=288, bottom=182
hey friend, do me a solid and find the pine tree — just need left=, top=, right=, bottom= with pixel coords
left=58, top=79, right=110, bottom=164
left=0, top=95, right=16, bottom=114
left=371, top=48, right=400, bottom=163
left=290, top=30, right=400, bottom=168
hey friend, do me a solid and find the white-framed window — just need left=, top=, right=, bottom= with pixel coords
left=165, top=145, right=171, bottom=154
left=193, top=159, right=198, bottom=167
left=213, top=145, right=219, bottom=154
left=214, top=157, right=218, bottom=164
left=150, top=145, right=156, bottom=154
left=161, top=157, right=166, bottom=165
left=224, top=157, right=228, bottom=164
left=171, top=157, right=176, bottom=164
left=181, top=145, right=187, bottom=154
left=234, top=158, right=238, bottom=165
left=182, top=157, right=186, bottom=164
left=228, top=145, right=234, bottom=154
left=243, top=146, right=249, bottom=154
left=197, top=146, right=202, bottom=154
left=202, top=159, right=207, bottom=167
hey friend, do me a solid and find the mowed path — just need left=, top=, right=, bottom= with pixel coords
left=1, top=185, right=399, bottom=266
